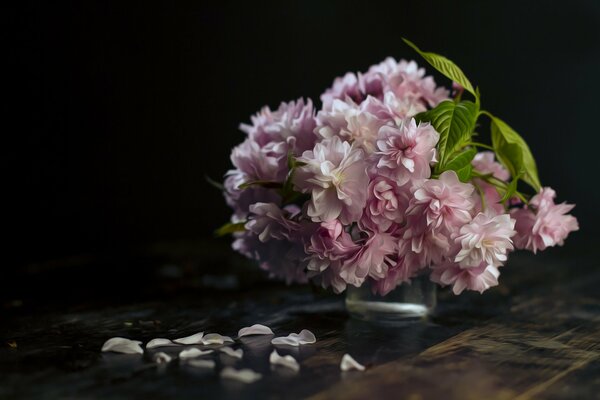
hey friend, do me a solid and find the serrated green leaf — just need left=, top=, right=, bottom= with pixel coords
left=417, top=100, right=478, bottom=167
left=402, top=38, right=476, bottom=98
left=490, top=115, right=541, bottom=191
left=215, top=221, right=246, bottom=237
left=238, top=180, right=282, bottom=190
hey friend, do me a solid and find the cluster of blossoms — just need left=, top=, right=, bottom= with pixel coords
left=222, top=56, right=578, bottom=296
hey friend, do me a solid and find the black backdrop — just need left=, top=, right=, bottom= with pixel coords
left=6, top=0, right=600, bottom=267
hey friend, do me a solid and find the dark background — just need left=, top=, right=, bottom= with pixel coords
left=5, top=1, right=599, bottom=301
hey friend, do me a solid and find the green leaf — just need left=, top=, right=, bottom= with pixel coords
left=237, top=180, right=283, bottom=190
left=417, top=100, right=479, bottom=167
left=499, top=172, right=522, bottom=203
left=402, top=38, right=476, bottom=98
left=490, top=115, right=541, bottom=191
left=442, top=147, right=477, bottom=172
left=214, top=222, right=246, bottom=237
left=455, top=164, right=473, bottom=183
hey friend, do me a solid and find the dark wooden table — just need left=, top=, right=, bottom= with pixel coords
left=1, top=241, right=599, bottom=399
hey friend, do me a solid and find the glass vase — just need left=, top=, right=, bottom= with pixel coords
left=345, top=274, right=437, bottom=323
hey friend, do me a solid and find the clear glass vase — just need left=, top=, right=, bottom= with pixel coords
left=345, top=274, right=437, bottom=323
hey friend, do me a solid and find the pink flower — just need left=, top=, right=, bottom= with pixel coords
left=472, top=151, right=510, bottom=181
left=320, top=58, right=449, bottom=116
left=305, top=220, right=360, bottom=273
left=246, top=203, right=300, bottom=242
left=407, top=171, right=475, bottom=234
left=293, top=136, right=369, bottom=224
left=362, top=176, right=409, bottom=231
left=511, top=187, right=579, bottom=253
left=230, top=138, right=287, bottom=182
left=224, top=170, right=281, bottom=219
left=320, top=72, right=363, bottom=111
left=232, top=231, right=309, bottom=285
left=370, top=58, right=449, bottom=111
left=399, top=223, right=450, bottom=269
left=430, top=261, right=500, bottom=295
left=316, top=97, right=393, bottom=154
left=339, top=230, right=397, bottom=286
left=454, top=211, right=516, bottom=268
left=375, top=118, right=439, bottom=185
left=239, top=98, right=317, bottom=155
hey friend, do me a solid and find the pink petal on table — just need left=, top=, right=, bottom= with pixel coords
left=201, top=333, right=234, bottom=345
left=146, top=338, right=179, bottom=349
left=340, top=354, right=365, bottom=371
left=237, top=324, right=274, bottom=338
left=271, top=329, right=316, bottom=347
left=101, top=337, right=143, bottom=354
left=219, top=347, right=243, bottom=359
left=269, top=350, right=300, bottom=371
left=179, top=348, right=213, bottom=359
left=173, top=332, right=204, bottom=345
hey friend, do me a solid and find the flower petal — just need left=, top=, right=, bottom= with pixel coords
left=179, top=348, right=213, bottom=359
left=220, top=367, right=262, bottom=383
left=201, top=333, right=234, bottom=345
left=101, top=337, right=143, bottom=355
left=220, top=347, right=243, bottom=359
left=237, top=324, right=274, bottom=338
left=269, top=350, right=300, bottom=371
left=146, top=338, right=179, bottom=349
left=153, top=352, right=172, bottom=364
left=296, top=329, right=316, bottom=344
left=173, top=332, right=204, bottom=345
left=340, top=354, right=365, bottom=371
left=186, top=359, right=215, bottom=369
left=271, top=336, right=301, bottom=347
left=271, top=329, right=317, bottom=347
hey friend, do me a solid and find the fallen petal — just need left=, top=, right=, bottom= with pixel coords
left=269, top=350, right=300, bottom=371
left=220, top=367, right=262, bottom=383
left=173, top=332, right=204, bottom=345
left=271, top=329, right=316, bottom=347
left=179, top=348, right=214, bottom=359
left=237, top=324, right=274, bottom=338
left=296, top=329, right=316, bottom=344
left=186, top=359, right=215, bottom=369
left=146, top=338, right=179, bottom=349
left=101, top=337, right=143, bottom=355
left=271, top=336, right=301, bottom=347
left=202, top=333, right=234, bottom=345
left=153, top=352, right=172, bottom=364
left=340, top=354, right=365, bottom=371
left=220, top=347, right=243, bottom=359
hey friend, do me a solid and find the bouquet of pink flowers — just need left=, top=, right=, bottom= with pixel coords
left=216, top=39, right=578, bottom=296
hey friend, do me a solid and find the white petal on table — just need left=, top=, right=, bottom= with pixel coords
left=340, top=354, right=365, bottom=371
left=269, top=350, right=300, bottom=371
left=201, top=333, right=234, bottom=345
left=237, top=324, right=274, bottom=338
left=271, top=329, right=316, bottom=347
left=220, top=367, right=262, bottom=383
left=186, top=359, right=215, bottom=369
left=178, top=348, right=214, bottom=359
left=153, top=352, right=172, bottom=364
left=173, top=332, right=204, bottom=345
left=146, top=338, right=179, bottom=349
left=219, top=347, right=243, bottom=359
left=101, top=337, right=144, bottom=354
